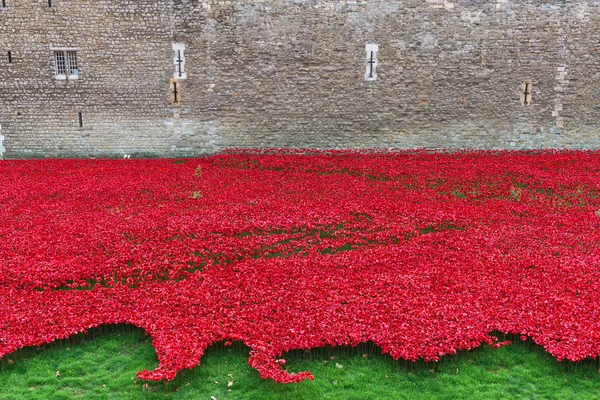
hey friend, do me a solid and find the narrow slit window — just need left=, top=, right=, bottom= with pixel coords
left=54, top=50, right=78, bottom=79
left=521, top=79, right=532, bottom=105
left=170, top=78, right=181, bottom=107
left=365, top=44, right=379, bottom=82
left=1, top=0, right=6, bottom=8
left=78, top=112, right=83, bottom=128
left=172, top=43, right=187, bottom=80
left=48, top=0, right=52, bottom=6
left=7, top=51, right=12, bottom=64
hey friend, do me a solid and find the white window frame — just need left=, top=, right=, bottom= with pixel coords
left=365, top=44, right=379, bottom=82
left=172, top=43, right=187, bottom=80
left=52, top=48, right=79, bottom=80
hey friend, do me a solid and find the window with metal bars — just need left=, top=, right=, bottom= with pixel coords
left=54, top=50, right=79, bottom=79
left=66, top=51, right=78, bottom=75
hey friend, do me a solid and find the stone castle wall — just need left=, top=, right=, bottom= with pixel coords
left=1, top=0, right=599, bottom=158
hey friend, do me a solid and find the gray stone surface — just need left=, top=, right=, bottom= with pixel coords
left=0, top=0, right=599, bottom=158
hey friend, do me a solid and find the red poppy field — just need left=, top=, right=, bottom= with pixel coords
left=0, top=150, right=599, bottom=384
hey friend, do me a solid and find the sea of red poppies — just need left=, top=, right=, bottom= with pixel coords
left=0, top=150, right=599, bottom=383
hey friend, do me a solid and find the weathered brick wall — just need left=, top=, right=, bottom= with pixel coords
left=1, top=0, right=599, bottom=158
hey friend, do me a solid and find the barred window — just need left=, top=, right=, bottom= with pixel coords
left=54, top=50, right=79, bottom=79
left=66, top=51, right=78, bottom=75
left=55, top=51, right=66, bottom=75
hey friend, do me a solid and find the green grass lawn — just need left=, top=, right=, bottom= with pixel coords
left=1, top=327, right=599, bottom=399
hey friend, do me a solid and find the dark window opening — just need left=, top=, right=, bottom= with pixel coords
left=1, top=0, right=6, bottom=8
left=7, top=51, right=12, bottom=64
left=48, top=0, right=52, bottom=6
left=78, top=112, right=83, bottom=128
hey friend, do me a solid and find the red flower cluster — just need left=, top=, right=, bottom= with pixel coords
left=0, top=150, right=599, bottom=383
